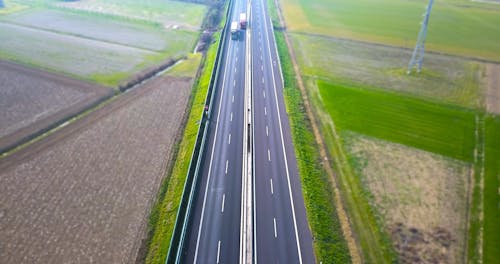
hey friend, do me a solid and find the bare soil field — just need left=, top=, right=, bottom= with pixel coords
left=0, top=60, right=113, bottom=153
left=0, top=75, right=192, bottom=263
left=345, top=133, right=471, bottom=264
left=485, top=63, right=500, bottom=114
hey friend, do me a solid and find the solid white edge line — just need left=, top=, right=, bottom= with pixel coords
left=193, top=24, right=234, bottom=264
left=260, top=0, right=303, bottom=261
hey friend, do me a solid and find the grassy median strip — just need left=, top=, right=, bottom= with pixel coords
left=269, top=3, right=351, bottom=263
left=144, top=32, right=220, bottom=264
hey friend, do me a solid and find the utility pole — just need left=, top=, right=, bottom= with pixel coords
left=407, top=0, right=434, bottom=74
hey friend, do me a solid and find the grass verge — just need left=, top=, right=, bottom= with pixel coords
left=270, top=1, right=351, bottom=262
left=483, top=114, right=500, bottom=263
left=308, top=78, right=398, bottom=263
left=144, top=32, right=219, bottom=264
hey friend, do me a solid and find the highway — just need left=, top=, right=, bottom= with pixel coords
left=250, top=0, right=315, bottom=262
left=184, top=0, right=247, bottom=262
left=184, top=0, right=315, bottom=262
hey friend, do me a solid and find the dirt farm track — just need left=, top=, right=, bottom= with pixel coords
left=0, top=75, right=192, bottom=263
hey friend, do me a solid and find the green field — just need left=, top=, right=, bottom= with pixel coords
left=281, top=0, right=500, bottom=61
left=291, top=33, right=483, bottom=109
left=0, top=2, right=200, bottom=86
left=483, top=115, right=500, bottom=263
left=54, top=0, right=207, bottom=29
left=166, top=53, right=203, bottom=78
left=319, top=80, right=476, bottom=161
left=277, top=0, right=500, bottom=262
left=1, top=9, right=172, bottom=51
left=0, top=0, right=28, bottom=14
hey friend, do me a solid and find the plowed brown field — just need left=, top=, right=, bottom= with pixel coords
left=0, top=75, right=192, bottom=263
left=0, top=60, right=113, bottom=153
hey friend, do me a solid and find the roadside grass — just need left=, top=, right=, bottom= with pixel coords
left=165, top=53, right=203, bottom=78
left=280, top=0, right=500, bottom=61
left=144, top=32, right=219, bottom=264
left=270, top=2, right=351, bottom=262
left=0, top=0, right=28, bottom=14
left=483, top=115, right=500, bottom=263
left=276, top=31, right=351, bottom=264
left=319, top=80, right=476, bottom=162
left=306, top=78, right=397, bottom=263
left=290, top=33, right=483, bottom=109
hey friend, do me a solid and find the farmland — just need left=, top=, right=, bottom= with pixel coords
left=0, top=1, right=203, bottom=86
left=1, top=9, right=172, bottom=51
left=281, top=0, right=500, bottom=61
left=0, top=60, right=113, bottom=153
left=318, top=81, right=476, bottom=162
left=345, top=133, right=470, bottom=263
left=275, top=0, right=500, bottom=262
left=291, top=34, right=484, bottom=109
left=0, top=75, right=192, bottom=263
left=56, top=0, right=207, bottom=30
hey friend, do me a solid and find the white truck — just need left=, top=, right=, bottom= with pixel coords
left=239, top=12, right=247, bottom=30
left=230, top=21, right=239, bottom=40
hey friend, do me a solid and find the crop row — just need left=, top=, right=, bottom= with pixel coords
left=0, top=76, right=192, bottom=263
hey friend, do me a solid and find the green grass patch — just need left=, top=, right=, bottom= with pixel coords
left=144, top=31, right=219, bottom=264
left=166, top=53, right=203, bottom=78
left=483, top=114, right=500, bottom=263
left=0, top=0, right=28, bottom=14
left=270, top=1, right=351, bottom=262
left=290, top=33, right=484, bottom=109
left=53, top=0, right=207, bottom=29
left=281, top=0, right=500, bottom=61
left=319, top=80, right=476, bottom=162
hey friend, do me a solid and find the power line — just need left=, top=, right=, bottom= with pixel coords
left=407, top=0, right=434, bottom=74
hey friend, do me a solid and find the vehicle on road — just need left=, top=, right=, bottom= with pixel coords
left=240, top=12, right=247, bottom=29
left=231, top=21, right=239, bottom=40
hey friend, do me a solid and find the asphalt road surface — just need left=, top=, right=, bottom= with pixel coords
left=184, top=0, right=315, bottom=262
left=250, top=0, right=315, bottom=262
left=184, top=0, right=247, bottom=263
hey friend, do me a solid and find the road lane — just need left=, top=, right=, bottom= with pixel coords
left=184, top=0, right=247, bottom=262
left=251, top=0, right=315, bottom=262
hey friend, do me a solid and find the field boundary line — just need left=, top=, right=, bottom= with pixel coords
left=271, top=0, right=361, bottom=262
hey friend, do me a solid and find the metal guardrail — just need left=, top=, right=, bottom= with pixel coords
left=165, top=0, right=234, bottom=263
